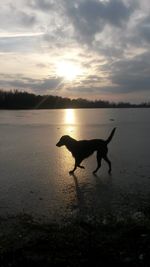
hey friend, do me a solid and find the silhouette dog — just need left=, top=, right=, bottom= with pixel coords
left=56, top=128, right=116, bottom=175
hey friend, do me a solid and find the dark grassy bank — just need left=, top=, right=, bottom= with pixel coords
left=1, top=213, right=150, bottom=266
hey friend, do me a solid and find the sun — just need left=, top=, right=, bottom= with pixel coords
left=56, top=61, right=82, bottom=81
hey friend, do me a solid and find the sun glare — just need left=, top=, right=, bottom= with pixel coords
left=65, top=109, right=75, bottom=124
left=56, top=61, right=82, bottom=81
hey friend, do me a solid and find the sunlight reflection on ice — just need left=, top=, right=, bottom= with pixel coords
left=60, top=109, right=79, bottom=173
left=65, top=109, right=76, bottom=124
left=63, top=109, right=79, bottom=137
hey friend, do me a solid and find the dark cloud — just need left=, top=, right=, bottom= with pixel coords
left=110, top=52, right=150, bottom=93
left=0, top=76, right=63, bottom=93
left=65, top=51, right=150, bottom=97
left=65, top=0, right=136, bottom=44
left=138, top=16, right=150, bottom=43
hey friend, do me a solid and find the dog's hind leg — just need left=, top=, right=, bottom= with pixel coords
left=103, top=155, right=111, bottom=174
left=93, top=152, right=102, bottom=174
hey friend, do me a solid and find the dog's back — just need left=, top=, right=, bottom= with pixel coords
left=73, top=128, right=116, bottom=158
left=72, top=139, right=106, bottom=158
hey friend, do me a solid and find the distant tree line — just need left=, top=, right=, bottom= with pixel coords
left=0, top=90, right=150, bottom=109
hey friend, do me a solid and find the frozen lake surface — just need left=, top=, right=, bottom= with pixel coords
left=0, top=108, right=150, bottom=222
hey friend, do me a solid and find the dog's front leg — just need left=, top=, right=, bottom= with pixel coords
left=69, top=159, right=85, bottom=175
left=69, top=162, right=77, bottom=175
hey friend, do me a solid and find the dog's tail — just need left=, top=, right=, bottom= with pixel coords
left=105, top=128, right=116, bottom=145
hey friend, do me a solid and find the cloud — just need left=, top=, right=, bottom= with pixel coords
left=0, top=0, right=150, bottom=102
left=0, top=34, right=43, bottom=52
left=0, top=75, right=63, bottom=93
left=107, top=51, right=150, bottom=93
left=137, top=16, right=150, bottom=43
left=0, top=3, right=38, bottom=31
left=28, top=0, right=55, bottom=11
left=64, top=0, right=136, bottom=44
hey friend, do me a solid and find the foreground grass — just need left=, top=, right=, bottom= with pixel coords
left=0, top=213, right=150, bottom=266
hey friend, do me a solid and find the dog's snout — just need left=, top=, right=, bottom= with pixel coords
left=56, top=140, right=62, bottom=147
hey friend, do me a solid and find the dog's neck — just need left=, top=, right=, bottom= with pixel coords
left=65, top=137, right=77, bottom=153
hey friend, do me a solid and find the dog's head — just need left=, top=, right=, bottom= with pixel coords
left=56, top=135, right=71, bottom=147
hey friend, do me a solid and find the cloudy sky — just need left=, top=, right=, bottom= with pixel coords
left=0, top=0, right=150, bottom=103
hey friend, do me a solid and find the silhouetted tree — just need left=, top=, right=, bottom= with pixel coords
left=0, top=89, right=149, bottom=109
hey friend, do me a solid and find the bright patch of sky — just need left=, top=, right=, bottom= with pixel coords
left=0, top=0, right=150, bottom=103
